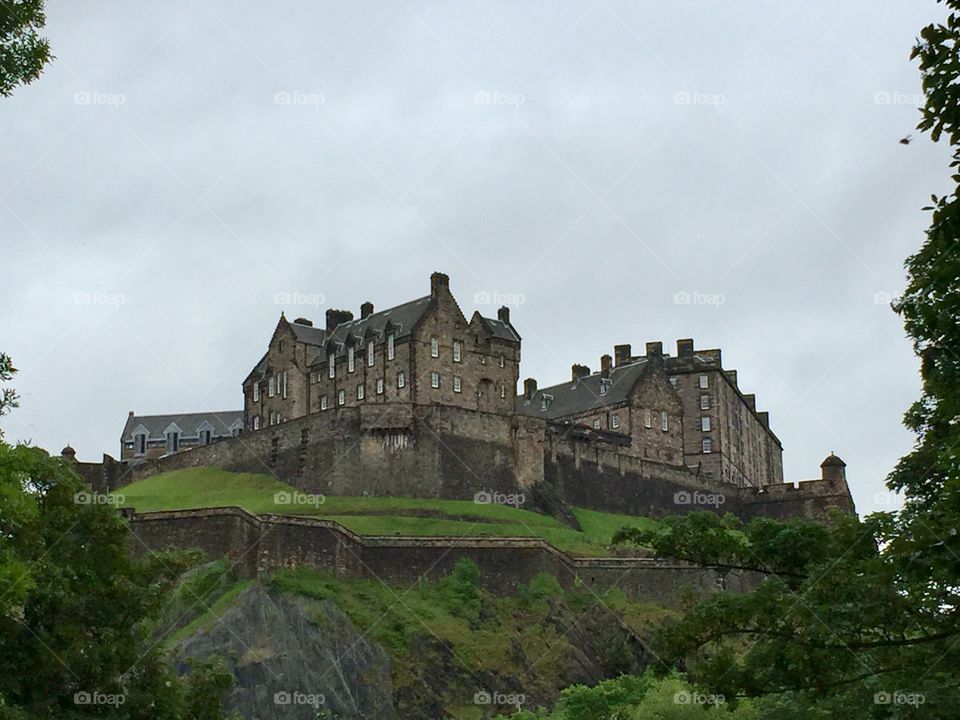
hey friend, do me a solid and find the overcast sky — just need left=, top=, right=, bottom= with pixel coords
left=0, top=1, right=950, bottom=515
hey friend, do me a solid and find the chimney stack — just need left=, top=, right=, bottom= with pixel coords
left=600, top=354, right=612, bottom=379
left=571, top=364, right=591, bottom=382
left=523, top=378, right=538, bottom=400
left=614, top=344, right=632, bottom=367
left=293, top=317, right=313, bottom=327
left=360, top=301, right=374, bottom=319
left=677, top=338, right=694, bottom=362
left=325, top=308, right=354, bottom=332
left=430, top=271, right=449, bottom=297
left=497, top=306, right=510, bottom=324
left=645, top=341, right=663, bottom=358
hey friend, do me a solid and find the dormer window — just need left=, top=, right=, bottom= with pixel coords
left=431, top=337, right=439, bottom=358
left=166, top=431, right=180, bottom=453
left=328, top=353, right=335, bottom=379
left=200, top=429, right=212, bottom=445
left=135, top=433, right=146, bottom=455
left=540, top=394, right=553, bottom=412
left=387, top=334, right=395, bottom=360
left=600, top=379, right=612, bottom=395
left=367, top=340, right=375, bottom=366
left=348, top=346, right=355, bottom=373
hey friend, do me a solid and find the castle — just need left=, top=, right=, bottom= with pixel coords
left=110, top=272, right=854, bottom=523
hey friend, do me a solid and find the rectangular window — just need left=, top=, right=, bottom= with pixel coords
left=431, top=337, right=439, bottom=357
left=201, top=430, right=212, bottom=445
left=499, top=355, right=505, bottom=368
left=644, top=409, right=652, bottom=428
left=699, top=374, right=709, bottom=389
left=660, top=410, right=669, bottom=432
left=701, top=416, right=711, bottom=432
left=700, top=394, right=710, bottom=410
left=136, top=434, right=146, bottom=454
left=348, top=346, right=355, bottom=372
left=167, top=432, right=179, bottom=452
left=593, top=419, right=601, bottom=429
left=253, top=416, right=261, bottom=430
left=337, top=389, right=345, bottom=406
left=702, top=437, right=713, bottom=453
left=328, top=353, right=335, bottom=379
left=268, top=377, right=275, bottom=397
left=453, top=375, right=462, bottom=393
left=397, top=371, right=405, bottom=388
left=600, top=379, right=610, bottom=395
left=387, top=334, right=395, bottom=360
left=320, top=395, right=328, bottom=410
left=357, top=384, right=364, bottom=400
left=282, top=371, right=287, bottom=398
left=611, top=413, right=620, bottom=429
left=431, top=371, right=440, bottom=388
left=367, top=340, right=375, bottom=366
left=376, top=378, right=384, bottom=395
left=253, top=383, right=260, bottom=402
left=453, top=340, right=461, bottom=362
left=500, top=385, right=506, bottom=399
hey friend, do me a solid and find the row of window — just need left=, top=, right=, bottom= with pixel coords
left=132, top=429, right=235, bottom=455
left=668, top=374, right=710, bottom=389
left=253, top=371, right=288, bottom=401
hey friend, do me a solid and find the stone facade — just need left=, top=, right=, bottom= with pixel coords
left=119, top=411, right=243, bottom=460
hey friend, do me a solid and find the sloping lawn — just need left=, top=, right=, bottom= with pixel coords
left=113, top=467, right=658, bottom=556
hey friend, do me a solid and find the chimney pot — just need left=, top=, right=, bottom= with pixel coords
left=360, top=301, right=374, bottom=319
left=325, top=308, right=354, bottom=332
left=571, top=364, right=591, bottom=382
left=600, top=354, right=612, bottom=378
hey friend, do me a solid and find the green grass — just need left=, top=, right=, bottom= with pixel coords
left=114, top=467, right=660, bottom=556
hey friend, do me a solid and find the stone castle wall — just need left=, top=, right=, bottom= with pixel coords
left=127, top=507, right=749, bottom=605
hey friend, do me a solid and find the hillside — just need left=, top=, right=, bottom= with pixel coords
left=114, top=467, right=661, bottom=556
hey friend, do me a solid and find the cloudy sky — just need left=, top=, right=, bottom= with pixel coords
left=0, top=1, right=949, bottom=514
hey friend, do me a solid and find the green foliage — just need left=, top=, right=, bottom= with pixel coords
left=0, top=1, right=52, bottom=97
left=437, top=558, right=482, bottom=622
left=0, top=353, right=18, bottom=438
left=0, top=439, right=236, bottom=718
left=518, top=572, right=564, bottom=606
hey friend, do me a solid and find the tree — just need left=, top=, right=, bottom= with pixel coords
left=0, top=0, right=52, bottom=97
left=609, top=3, right=960, bottom=716
left=0, top=386, right=236, bottom=717
left=0, top=354, right=18, bottom=439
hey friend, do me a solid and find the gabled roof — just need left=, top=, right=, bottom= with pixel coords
left=516, top=359, right=653, bottom=420
left=121, top=411, right=243, bottom=441
left=478, top=316, right=521, bottom=343
left=306, top=296, right=435, bottom=366
left=288, top=321, right=326, bottom=346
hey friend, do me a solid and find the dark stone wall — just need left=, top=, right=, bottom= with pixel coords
left=127, top=507, right=739, bottom=606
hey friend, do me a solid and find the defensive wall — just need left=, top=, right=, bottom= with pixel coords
left=126, top=506, right=751, bottom=606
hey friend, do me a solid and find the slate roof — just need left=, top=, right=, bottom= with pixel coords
left=516, top=359, right=651, bottom=420
left=478, top=316, right=521, bottom=342
left=121, top=411, right=244, bottom=441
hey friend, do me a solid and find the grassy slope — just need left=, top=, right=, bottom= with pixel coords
left=114, top=467, right=660, bottom=556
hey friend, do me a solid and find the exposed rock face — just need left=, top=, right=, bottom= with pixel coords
left=172, top=585, right=397, bottom=720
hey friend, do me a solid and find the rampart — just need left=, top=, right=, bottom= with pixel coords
left=127, top=506, right=750, bottom=605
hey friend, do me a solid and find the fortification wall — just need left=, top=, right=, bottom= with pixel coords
left=126, top=507, right=740, bottom=605
left=740, top=478, right=856, bottom=520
